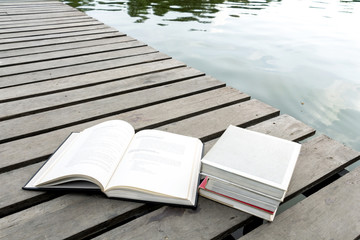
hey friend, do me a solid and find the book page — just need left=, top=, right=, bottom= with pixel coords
left=106, top=130, right=203, bottom=199
left=37, top=120, right=135, bottom=190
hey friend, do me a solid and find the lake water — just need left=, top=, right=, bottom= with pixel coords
left=62, top=0, right=360, bottom=153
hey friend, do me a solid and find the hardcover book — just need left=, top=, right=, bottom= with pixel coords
left=24, top=120, right=203, bottom=207
left=201, top=125, right=301, bottom=200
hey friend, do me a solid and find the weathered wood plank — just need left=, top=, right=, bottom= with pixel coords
left=0, top=67, right=204, bottom=119
left=0, top=162, right=61, bottom=218
left=240, top=166, right=360, bottom=240
left=0, top=40, right=145, bottom=67
left=0, top=87, right=245, bottom=171
left=286, top=134, right=360, bottom=200
left=0, top=76, right=225, bottom=143
left=0, top=36, right=132, bottom=58
left=0, top=59, right=186, bottom=101
left=0, top=26, right=119, bottom=44
left=0, top=31, right=124, bottom=51
left=0, top=20, right=102, bottom=34
left=0, top=24, right=110, bottom=40
left=0, top=11, right=86, bottom=22
left=0, top=193, right=146, bottom=240
left=0, top=87, right=249, bottom=215
left=0, top=15, right=93, bottom=28
left=0, top=51, right=169, bottom=88
left=91, top=135, right=360, bottom=240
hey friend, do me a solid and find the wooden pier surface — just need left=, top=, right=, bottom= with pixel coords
left=0, top=1, right=359, bottom=239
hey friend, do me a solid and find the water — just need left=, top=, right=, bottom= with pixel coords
left=63, top=0, right=360, bottom=153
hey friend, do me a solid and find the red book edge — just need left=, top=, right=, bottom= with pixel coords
left=199, top=176, right=274, bottom=214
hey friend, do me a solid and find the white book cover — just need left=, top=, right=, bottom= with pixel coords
left=201, top=125, right=301, bottom=195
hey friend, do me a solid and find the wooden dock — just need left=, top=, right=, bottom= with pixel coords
left=1, top=1, right=359, bottom=239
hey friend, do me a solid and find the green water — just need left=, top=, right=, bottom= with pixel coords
left=63, top=0, right=360, bottom=152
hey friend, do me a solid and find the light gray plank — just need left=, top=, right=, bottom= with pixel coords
left=0, top=194, right=144, bottom=240
left=0, top=36, right=133, bottom=58
left=0, top=15, right=93, bottom=28
left=92, top=135, right=360, bottom=240
left=240, top=166, right=360, bottom=240
left=0, top=59, right=186, bottom=101
left=0, top=162, right=61, bottom=217
left=0, top=31, right=124, bottom=51
left=0, top=87, right=249, bottom=214
left=0, top=11, right=86, bottom=22
left=0, top=76, right=225, bottom=143
left=0, top=26, right=118, bottom=44
left=0, top=67, right=204, bottom=119
left=286, top=134, right=360, bottom=199
left=0, top=20, right=102, bottom=34
left=156, top=99, right=279, bottom=141
left=0, top=24, right=110, bottom=40
left=0, top=40, right=148, bottom=70
left=0, top=51, right=169, bottom=88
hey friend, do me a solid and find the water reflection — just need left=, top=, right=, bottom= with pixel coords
left=64, top=0, right=281, bottom=23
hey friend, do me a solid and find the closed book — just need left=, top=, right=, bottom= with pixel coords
left=201, top=125, right=301, bottom=200
left=199, top=177, right=276, bottom=221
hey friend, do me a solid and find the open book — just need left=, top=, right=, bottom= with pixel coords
left=24, top=120, right=203, bottom=207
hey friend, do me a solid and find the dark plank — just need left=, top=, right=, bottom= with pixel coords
left=0, top=76, right=225, bottom=143
left=0, top=67, right=204, bottom=119
left=0, top=41, right=148, bottom=70
left=0, top=87, right=249, bottom=214
left=0, top=31, right=124, bottom=51
left=240, top=166, right=360, bottom=240
left=0, top=51, right=169, bottom=88
left=91, top=135, right=360, bottom=240
left=0, top=36, right=133, bottom=58
left=0, top=59, right=187, bottom=101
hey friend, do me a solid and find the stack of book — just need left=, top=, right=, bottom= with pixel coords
left=199, top=125, right=301, bottom=221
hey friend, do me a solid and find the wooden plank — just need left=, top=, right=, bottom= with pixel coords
left=0, top=76, right=225, bottom=143
left=1, top=44, right=156, bottom=76
left=0, top=11, right=86, bottom=22
left=0, top=24, right=110, bottom=40
left=0, top=15, right=93, bottom=28
left=0, top=26, right=118, bottom=44
left=0, top=67, right=205, bottom=119
left=286, top=134, right=360, bottom=200
left=91, top=135, right=360, bottom=240
left=0, top=194, right=146, bottom=240
left=0, top=59, right=187, bottom=101
left=0, top=20, right=102, bottom=34
left=240, top=166, right=360, bottom=240
left=0, top=51, right=170, bottom=88
left=0, top=162, right=61, bottom=218
left=0, top=87, right=249, bottom=214
left=0, top=87, right=245, bottom=171
left=0, top=31, right=124, bottom=51
left=0, top=39, right=145, bottom=67
left=0, top=36, right=133, bottom=58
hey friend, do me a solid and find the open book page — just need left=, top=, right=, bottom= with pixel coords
left=36, top=120, right=135, bottom=190
left=106, top=130, right=203, bottom=199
